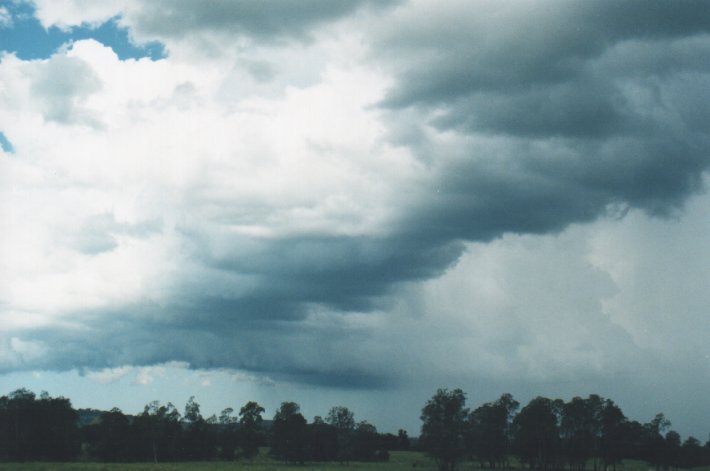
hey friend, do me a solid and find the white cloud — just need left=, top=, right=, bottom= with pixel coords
left=0, top=337, right=49, bottom=368
left=32, top=0, right=128, bottom=31
left=2, top=0, right=710, bottom=439
left=86, top=366, right=133, bottom=384
left=0, top=6, right=12, bottom=28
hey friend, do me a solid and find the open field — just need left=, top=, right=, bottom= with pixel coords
left=0, top=451, right=435, bottom=471
left=2, top=455, right=709, bottom=471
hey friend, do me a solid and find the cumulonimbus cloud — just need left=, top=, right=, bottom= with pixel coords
left=1, top=0, right=709, bottom=394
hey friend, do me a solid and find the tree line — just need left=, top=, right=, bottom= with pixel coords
left=0, top=388, right=406, bottom=463
left=2, top=387, right=710, bottom=468
left=420, top=389, right=710, bottom=471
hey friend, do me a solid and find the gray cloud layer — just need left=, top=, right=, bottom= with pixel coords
left=127, top=0, right=398, bottom=44
left=4, top=1, right=710, bottom=395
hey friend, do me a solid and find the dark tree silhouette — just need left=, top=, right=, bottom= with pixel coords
left=420, top=388, right=469, bottom=471
left=327, top=405, right=356, bottom=463
left=662, top=430, right=682, bottom=470
left=271, top=401, right=307, bottom=464
left=132, top=401, right=182, bottom=462
left=0, top=389, right=80, bottom=462
left=469, top=393, right=519, bottom=468
left=181, top=396, right=216, bottom=460
left=513, top=396, right=562, bottom=471
left=397, top=428, right=411, bottom=450
left=560, top=395, right=603, bottom=471
left=352, top=420, right=383, bottom=461
left=238, top=400, right=265, bottom=459
left=307, top=415, right=339, bottom=462
left=680, top=436, right=707, bottom=468
left=217, top=407, right=239, bottom=460
left=90, top=408, right=132, bottom=461
left=642, top=413, right=672, bottom=470
left=599, top=399, right=627, bottom=471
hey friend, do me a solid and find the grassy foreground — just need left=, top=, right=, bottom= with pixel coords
left=0, top=451, right=436, bottom=471
left=3, top=455, right=708, bottom=471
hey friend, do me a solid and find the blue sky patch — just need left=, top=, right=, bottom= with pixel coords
left=0, top=1, right=165, bottom=60
left=0, top=131, right=14, bottom=153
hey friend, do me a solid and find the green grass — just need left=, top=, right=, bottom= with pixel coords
left=0, top=451, right=438, bottom=471
left=5, top=455, right=709, bottom=471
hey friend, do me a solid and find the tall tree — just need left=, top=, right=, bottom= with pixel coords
left=560, top=395, right=603, bottom=471
left=327, top=406, right=356, bottom=463
left=308, top=416, right=338, bottom=462
left=397, top=429, right=411, bottom=450
left=642, top=413, right=671, bottom=469
left=238, top=401, right=265, bottom=459
left=133, top=401, right=182, bottom=463
left=680, top=436, right=708, bottom=468
left=470, top=393, right=519, bottom=468
left=599, top=399, right=626, bottom=471
left=420, top=388, right=469, bottom=471
left=271, top=401, right=307, bottom=464
left=513, top=396, right=561, bottom=471
left=92, top=408, right=131, bottom=461
left=662, top=430, right=681, bottom=470
left=181, top=396, right=215, bottom=460
left=217, top=407, right=239, bottom=460
left=352, top=420, right=380, bottom=461
left=0, top=389, right=80, bottom=462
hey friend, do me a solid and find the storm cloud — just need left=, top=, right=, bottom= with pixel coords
left=1, top=0, right=710, bottom=435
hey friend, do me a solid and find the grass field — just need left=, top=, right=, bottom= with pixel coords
left=0, top=451, right=436, bottom=471
left=1, top=454, right=707, bottom=471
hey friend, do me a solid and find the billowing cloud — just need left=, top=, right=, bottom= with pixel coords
left=1, top=0, right=710, bottom=436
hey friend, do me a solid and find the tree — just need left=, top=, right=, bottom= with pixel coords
left=560, top=395, right=603, bottom=471
left=642, top=413, right=671, bottom=469
left=513, top=397, right=561, bottom=471
left=662, top=430, right=681, bottom=470
left=352, top=421, right=380, bottom=461
left=599, top=399, right=626, bottom=471
left=470, top=393, right=519, bottom=468
left=420, top=388, right=469, bottom=471
left=327, top=406, right=356, bottom=463
left=308, top=416, right=338, bottom=462
left=133, top=401, right=182, bottom=463
left=92, top=408, right=131, bottom=461
left=238, top=401, right=265, bottom=459
left=397, top=429, right=411, bottom=450
left=218, top=407, right=239, bottom=460
left=0, top=389, right=80, bottom=462
left=680, top=436, right=708, bottom=468
left=271, top=401, right=307, bottom=464
left=181, top=396, right=215, bottom=460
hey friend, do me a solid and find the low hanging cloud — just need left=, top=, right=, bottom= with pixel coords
left=1, top=0, right=710, bottom=396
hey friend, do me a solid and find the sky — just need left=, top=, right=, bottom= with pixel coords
left=1, top=0, right=710, bottom=438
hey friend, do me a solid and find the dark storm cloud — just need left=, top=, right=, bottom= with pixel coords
left=129, top=0, right=398, bottom=43
left=185, top=230, right=463, bottom=311
left=10, top=298, right=397, bottom=389
left=377, top=0, right=710, bottom=240
left=7, top=0, right=710, bottom=393
left=380, top=0, right=710, bottom=107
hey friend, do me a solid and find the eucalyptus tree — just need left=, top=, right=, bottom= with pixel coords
left=469, top=393, right=519, bottom=468
left=238, top=401, right=265, bottom=459
left=513, top=396, right=562, bottom=471
left=327, top=406, right=356, bottom=463
left=271, top=401, right=307, bottom=464
left=420, top=388, right=469, bottom=471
